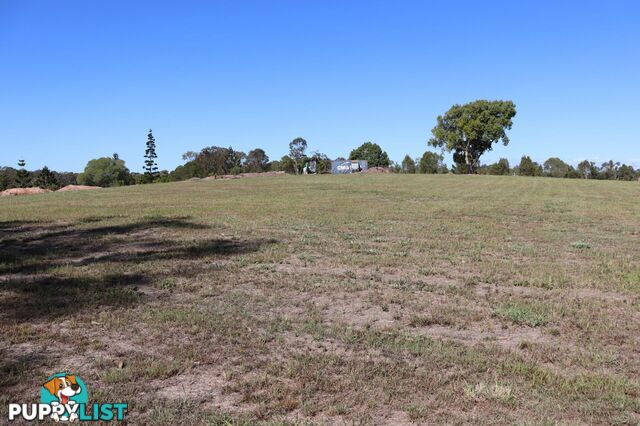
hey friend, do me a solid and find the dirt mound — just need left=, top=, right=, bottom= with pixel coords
left=202, top=171, right=286, bottom=180
left=364, top=167, right=392, bottom=174
left=57, top=185, right=102, bottom=192
left=1, top=187, right=51, bottom=196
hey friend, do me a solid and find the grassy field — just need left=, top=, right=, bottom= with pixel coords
left=1, top=174, right=639, bottom=424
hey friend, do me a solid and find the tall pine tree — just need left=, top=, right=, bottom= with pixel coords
left=35, top=166, right=59, bottom=190
left=143, top=129, right=158, bottom=183
left=16, top=159, right=30, bottom=188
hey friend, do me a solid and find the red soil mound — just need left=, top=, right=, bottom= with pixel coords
left=0, top=187, right=52, bottom=196
left=364, top=167, right=392, bottom=174
left=57, top=185, right=102, bottom=192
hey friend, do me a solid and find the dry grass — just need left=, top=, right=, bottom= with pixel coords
left=0, top=174, right=638, bottom=424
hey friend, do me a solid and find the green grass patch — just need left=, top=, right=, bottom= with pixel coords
left=496, top=304, right=549, bottom=327
left=571, top=241, right=592, bottom=249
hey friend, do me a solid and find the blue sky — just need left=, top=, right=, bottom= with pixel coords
left=1, top=1, right=639, bottom=172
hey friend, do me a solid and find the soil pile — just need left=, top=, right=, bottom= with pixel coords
left=0, top=187, right=52, bottom=196
left=363, top=167, right=392, bottom=174
left=57, top=185, right=102, bottom=192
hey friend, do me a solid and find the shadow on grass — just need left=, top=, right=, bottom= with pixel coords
left=0, top=216, right=276, bottom=392
left=0, top=350, right=45, bottom=388
left=0, top=216, right=272, bottom=274
left=0, top=273, right=150, bottom=321
left=0, top=216, right=276, bottom=321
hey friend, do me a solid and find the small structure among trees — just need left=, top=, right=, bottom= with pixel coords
left=330, top=159, right=368, bottom=174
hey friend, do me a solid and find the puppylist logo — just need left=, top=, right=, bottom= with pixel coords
left=8, top=372, right=127, bottom=422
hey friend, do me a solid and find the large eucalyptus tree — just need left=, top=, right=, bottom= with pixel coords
left=429, top=100, right=516, bottom=174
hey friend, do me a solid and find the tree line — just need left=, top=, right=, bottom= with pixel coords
left=0, top=136, right=387, bottom=189
left=2, top=100, right=638, bottom=189
left=171, top=139, right=393, bottom=178
left=395, top=154, right=638, bottom=180
left=4, top=146, right=635, bottom=192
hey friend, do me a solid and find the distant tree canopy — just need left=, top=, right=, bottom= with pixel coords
left=169, top=161, right=203, bottom=181
left=429, top=100, right=516, bottom=174
left=53, top=171, right=80, bottom=187
left=308, top=151, right=332, bottom=174
left=174, top=146, right=246, bottom=179
left=543, top=157, right=571, bottom=178
left=349, top=142, right=390, bottom=167
left=288, top=138, right=308, bottom=175
left=77, top=157, right=134, bottom=187
left=245, top=148, right=270, bottom=173
left=0, top=166, right=77, bottom=190
left=182, top=151, right=198, bottom=162
left=618, top=164, right=637, bottom=181
left=418, top=151, right=447, bottom=174
left=0, top=167, right=16, bottom=190
left=577, top=160, right=594, bottom=179
left=517, top=156, right=542, bottom=177
left=0, top=171, right=8, bottom=191
left=600, top=160, right=620, bottom=180
left=401, top=155, right=416, bottom=173
left=486, top=158, right=511, bottom=176
left=276, top=155, right=297, bottom=174
left=34, top=166, right=59, bottom=190
left=179, top=142, right=637, bottom=183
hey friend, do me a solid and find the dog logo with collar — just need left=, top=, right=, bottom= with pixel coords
left=41, top=373, right=88, bottom=422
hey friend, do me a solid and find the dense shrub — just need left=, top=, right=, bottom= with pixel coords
left=77, top=157, right=134, bottom=187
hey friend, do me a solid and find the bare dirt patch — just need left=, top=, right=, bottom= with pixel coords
left=155, top=368, right=252, bottom=413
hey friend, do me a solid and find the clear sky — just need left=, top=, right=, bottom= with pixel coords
left=1, top=1, right=639, bottom=172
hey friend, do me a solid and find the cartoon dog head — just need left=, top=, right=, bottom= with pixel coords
left=43, top=375, right=82, bottom=404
